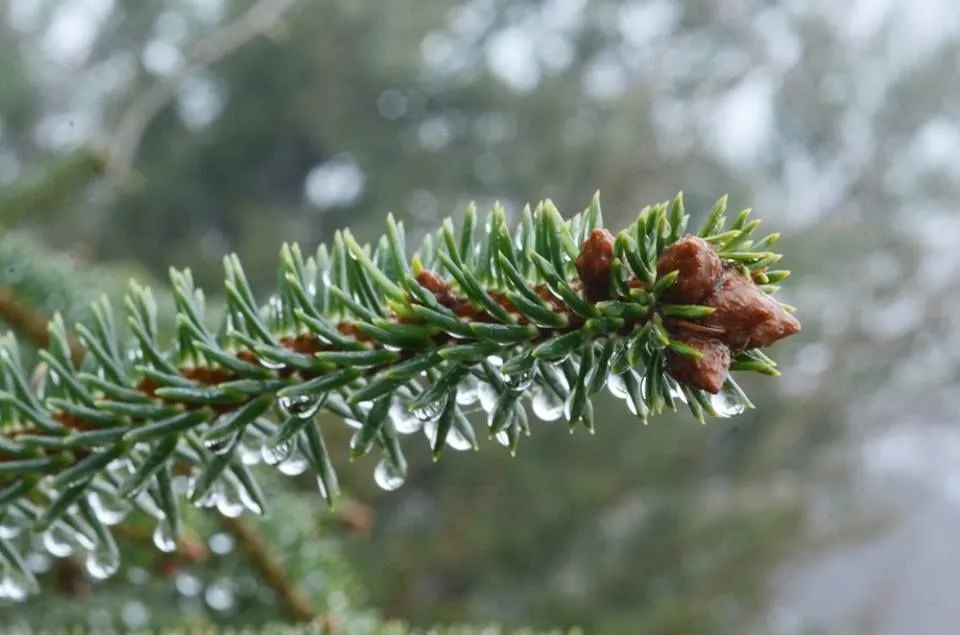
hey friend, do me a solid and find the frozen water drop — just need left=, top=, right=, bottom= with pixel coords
left=531, top=387, right=564, bottom=422
left=152, top=518, right=176, bottom=553
left=709, top=386, right=745, bottom=418
left=495, top=430, right=510, bottom=447
left=261, top=438, right=295, bottom=466
left=278, top=394, right=325, bottom=419
left=343, top=418, right=363, bottom=430
left=389, top=401, right=422, bottom=434
left=88, top=490, right=130, bottom=526
left=42, top=525, right=75, bottom=558
left=85, top=546, right=120, bottom=580
left=373, top=458, right=405, bottom=491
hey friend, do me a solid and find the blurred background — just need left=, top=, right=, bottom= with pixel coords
left=0, top=0, right=958, bottom=633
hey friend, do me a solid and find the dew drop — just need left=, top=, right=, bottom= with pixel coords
left=203, top=433, right=236, bottom=456
left=373, top=457, right=405, bottom=491
left=238, top=438, right=262, bottom=465
left=205, top=578, right=236, bottom=612
left=0, top=568, right=35, bottom=601
left=215, top=488, right=245, bottom=518
left=501, top=368, right=534, bottom=392
left=152, top=518, right=177, bottom=553
left=667, top=378, right=688, bottom=404
left=445, top=428, right=473, bottom=451
left=389, top=401, right=422, bottom=434
left=175, top=571, right=203, bottom=597
left=0, top=510, right=24, bottom=539
left=412, top=399, right=444, bottom=423
left=88, top=490, right=130, bottom=526
left=258, top=356, right=285, bottom=370
left=85, top=546, right=120, bottom=580
left=42, top=525, right=75, bottom=558
left=278, top=394, right=325, bottom=419
left=476, top=382, right=498, bottom=413
left=531, top=387, right=564, bottom=422
left=236, top=482, right=264, bottom=516
left=710, top=386, right=745, bottom=418
left=277, top=451, right=309, bottom=476
left=315, top=476, right=328, bottom=499
left=455, top=375, right=479, bottom=406
left=261, top=438, right=295, bottom=466
left=607, top=373, right=629, bottom=400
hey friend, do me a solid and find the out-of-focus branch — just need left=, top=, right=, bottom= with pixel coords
left=214, top=514, right=329, bottom=626
left=105, top=0, right=299, bottom=186
left=0, top=286, right=85, bottom=366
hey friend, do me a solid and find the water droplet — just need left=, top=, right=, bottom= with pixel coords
left=0, top=510, right=24, bottom=539
left=455, top=375, right=479, bottom=406
left=236, top=482, right=264, bottom=515
left=389, top=401, right=422, bottom=434
left=445, top=428, right=473, bottom=451
left=710, top=386, right=745, bottom=417
left=373, top=457, right=405, bottom=491
left=0, top=568, right=35, bottom=601
left=205, top=578, right=236, bottom=612
left=203, top=433, right=236, bottom=456
left=476, top=382, right=498, bottom=413
left=88, top=490, right=130, bottom=526
left=42, top=525, right=75, bottom=557
left=500, top=368, right=534, bottom=392
left=258, top=356, right=285, bottom=370
left=349, top=431, right=372, bottom=457
left=85, top=546, right=120, bottom=580
left=277, top=451, right=309, bottom=476
left=495, top=430, right=510, bottom=447
left=667, top=379, right=688, bottom=404
left=238, top=438, right=262, bottom=465
left=487, top=355, right=504, bottom=367
left=209, top=532, right=235, bottom=555
left=152, top=518, right=177, bottom=553
left=175, top=571, right=203, bottom=597
left=531, top=387, right=564, bottom=422
left=423, top=419, right=439, bottom=446
left=607, top=373, right=629, bottom=400
left=344, top=418, right=363, bottom=430
left=278, top=394, right=325, bottom=419
left=261, top=438, right=295, bottom=466
left=412, top=398, right=444, bottom=423
left=315, top=476, right=328, bottom=499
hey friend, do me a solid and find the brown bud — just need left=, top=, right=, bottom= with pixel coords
left=575, top=228, right=616, bottom=303
left=656, top=235, right=723, bottom=304
left=702, top=265, right=801, bottom=352
left=665, top=337, right=731, bottom=394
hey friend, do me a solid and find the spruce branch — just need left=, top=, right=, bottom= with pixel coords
left=0, top=192, right=799, bottom=597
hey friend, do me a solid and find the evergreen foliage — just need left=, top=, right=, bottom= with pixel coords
left=0, top=190, right=800, bottom=603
